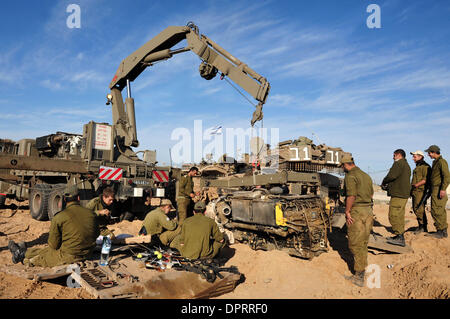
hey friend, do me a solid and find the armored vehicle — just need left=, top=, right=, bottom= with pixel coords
left=183, top=137, right=349, bottom=259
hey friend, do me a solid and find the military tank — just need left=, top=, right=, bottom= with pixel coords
left=187, top=137, right=349, bottom=260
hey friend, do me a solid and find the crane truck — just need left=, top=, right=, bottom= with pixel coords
left=0, top=22, right=270, bottom=221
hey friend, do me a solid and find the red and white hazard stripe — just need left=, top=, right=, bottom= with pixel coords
left=152, top=170, right=169, bottom=183
left=99, top=166, right=123, bottom=181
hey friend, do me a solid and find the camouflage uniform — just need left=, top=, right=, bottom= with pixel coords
left=24, top=202, right=99, bottom=267
left=382, top=158, right=411, bottom=235
left=175, top=213, right=224, bottom=260
left=411, top=160, right=431, bottom=227
left=429, top=156, right=450, bottom=231
left=343, top=166, right=374, bottom=273
left=141, top=207, right=178, bottom=245
left=177, top=175, right=194, bottom=224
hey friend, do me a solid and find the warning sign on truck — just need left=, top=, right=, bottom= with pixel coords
left=99, top=166, right=123, bottom=180
left=93, top=124, right=112, bottom=150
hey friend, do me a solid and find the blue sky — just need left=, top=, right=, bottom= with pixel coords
left=1, top=0, right=449, bottom=183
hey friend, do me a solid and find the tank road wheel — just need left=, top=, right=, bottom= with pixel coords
left=29, top=184, right=51, bottom=221
left=48, top=184, right=67, bottom=220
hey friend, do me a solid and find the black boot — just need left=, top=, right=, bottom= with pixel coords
left=425, top=229, right=448, bottom=239
left=344, top=271, right=365, bottom=287
left=413, top=224, right=427, bottom=234
left=8, top=240, right=27, bottom=264
left=386, top=234, right=406, bottom=247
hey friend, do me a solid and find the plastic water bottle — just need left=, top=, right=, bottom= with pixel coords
left=99, top=235, right=111, bottom=266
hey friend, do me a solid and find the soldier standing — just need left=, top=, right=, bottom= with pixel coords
left=424, top=145, right=449, bottom=239
left=177, top=166, right=199, bottom=223
left=381, top=149, right=411, bottom=247
left=8, top=185, right=99, bottom=267
left=410, top=150, right=431, bottom=234
left=340, top=155, right=374, bottom=287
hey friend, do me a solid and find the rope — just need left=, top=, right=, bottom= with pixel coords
left=223, top=77, right=257, bottom=107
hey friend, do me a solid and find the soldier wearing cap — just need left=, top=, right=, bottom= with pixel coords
left=340, top=154, right=374, bottom=287
left=8, top=185, right=100, bottom=267
left=424, top=145, right=449, bottom=239
left=410, top=150, right=431, bottom=234
left=174, top=201, right=224, bottom=260
left=139, top=199, right=179, bottom=246
left=381, top=149, right=411, bottom=247
left=177, top=167, right=199, bottom=224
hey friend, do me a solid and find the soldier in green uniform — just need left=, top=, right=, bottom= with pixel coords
left=86, top=187, right=122, bottom=239
left=424, top=145, right=449, bottom=239
left=410, top=150, right=431, bottom=234
left=175, top=201, right=224, bottom=260
left=8, top=185, right=99, bottom=267
left=139, top=199, right=178, bottom=246
left=340, top=154, right=374, bottom=287
left=177, top=167, right=199, bottom=224
left=382, top=149, right=411, bottom=247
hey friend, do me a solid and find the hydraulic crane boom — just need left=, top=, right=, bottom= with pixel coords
left=106, top=22, right=270, bottom=155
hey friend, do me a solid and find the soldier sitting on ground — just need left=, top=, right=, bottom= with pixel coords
left=139, top=199, right=179, bottom=246
left=86, top=186, right=124, bottom=239
left=171, top=201, right=225, bottom=260
left=8, top=185, right=100, bottom=267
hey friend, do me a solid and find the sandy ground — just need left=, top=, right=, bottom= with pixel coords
left=0, top=198, right=449, bottom=299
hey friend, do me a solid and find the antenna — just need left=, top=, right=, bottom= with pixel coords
left=312, top=132, right=323, bottom=145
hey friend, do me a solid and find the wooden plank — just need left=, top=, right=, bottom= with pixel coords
left=34, top=272, right=71, bottom=281
left=368, top=234, right=413, bottom=254
left=70, top=271, right=101, bottom=299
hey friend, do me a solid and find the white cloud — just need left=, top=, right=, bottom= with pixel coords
left=40, top=79, right=62, bottom=90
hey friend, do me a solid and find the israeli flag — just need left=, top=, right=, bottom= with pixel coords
left=206, top=125, right=222, bottom=136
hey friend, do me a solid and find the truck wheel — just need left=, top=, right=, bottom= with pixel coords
left=48, top=184, right=66, bottom=220
left=29, top=184, right=51, bottom=221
